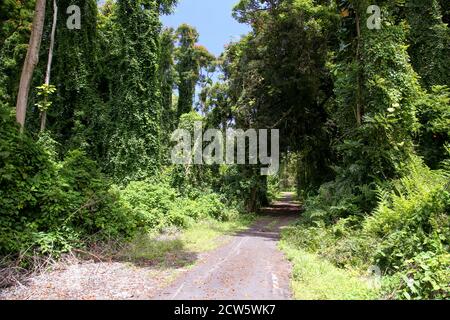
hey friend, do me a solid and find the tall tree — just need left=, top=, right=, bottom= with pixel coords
left=105, top=0, right=165, bottom=182
left=175, top=24, right=215, bottom=118
left=15, top=0, right=46, bottom=131
left=328, top=0, right=423, bottom=211
left=0, top=0, right=35, bottom=110
left=158, top=27, right=178, bottom=162
left=227, top=0, right=338, bottom=197
left=159, top=27, right=177, bottom=131
left=37, top=0, right=99, bottom=153
left=39, top=0, right=58, bottom=132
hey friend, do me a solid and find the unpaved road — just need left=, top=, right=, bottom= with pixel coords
left=152, top=193, right=299, bottom=300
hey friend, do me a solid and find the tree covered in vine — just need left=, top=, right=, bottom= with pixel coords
left=406, top=0, right=450, bottom=88
left=329, top=1, right=422, bottom=208
left=103, top=0, right=164, bottom=182
left=175, top=24, right=215, bottom=118
left=0, top=0, right=35, bottom=110
left=33, top=0, right=99, bottom=154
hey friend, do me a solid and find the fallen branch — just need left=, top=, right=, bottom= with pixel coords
left=72, top=248, right=104, bottom=263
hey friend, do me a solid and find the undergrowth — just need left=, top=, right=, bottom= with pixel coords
left=283, top=157, right=449, bottom=300
left=0, top=109, right=251, bottom=275
left=279, top=240, right=379, bottom=300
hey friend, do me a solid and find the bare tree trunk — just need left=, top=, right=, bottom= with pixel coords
left=41, top=0, right=58, bottom=132
left=16, top=0, right=46, bottom=132
left=355, top=11, right=363, bottom=127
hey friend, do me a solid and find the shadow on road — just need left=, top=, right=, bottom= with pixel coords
left=232, top=192, right=301, bottom=241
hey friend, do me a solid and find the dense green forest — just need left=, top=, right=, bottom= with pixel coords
left=0, top=0, right=449, bottom=300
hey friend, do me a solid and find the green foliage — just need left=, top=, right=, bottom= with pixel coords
left=35, top=0, right=99, bottom=152
left=1, top=0, right=448, bottom=301
left=280, top=1, right=449, bottom=299
left=103, top=0, right=163, bottom=182
left=116, top=180, right=177, bottom=230
left=0, top=106, right=243, bottom=258
left=267, top=175, right=281, bottom=202
left=302, top=177, right=377, bottom=222
left=280, top=238, right=379, bottom=300
left=383, top=251, right=449, bottom=300
left=158, top=0, right=179, bottom=15
left=282, top=217, right=377, bottom=271
left=364, top=160, right=449, bottom=299
left=406, top=0, right=450, bottom=88
left=0, top=0, right=34, bottom=109
left=292, top=157, right=449, bottom=299
left=159, top=27, right=178, bottom=150
left=0, top=110, right=133, bottom=256
left=0, top=109, right=58, bottom=254
left=170, top=111, right=218, bottom=191
left=175, top=24, right=215, bottom=118
left=227, top=0, right=338, bottom=195
left=35, top=84, right=56, bottom=112
left=220, top=0, right=341, bottom=210
left=116, top=177, right=240, bottom=231
left=416, top=85, right=450, bottom=168
left=25, top=0, right=180, bottom=181
left=332, top=9, right=421, bottom=189
left=0, top=0, right=256, bottom=279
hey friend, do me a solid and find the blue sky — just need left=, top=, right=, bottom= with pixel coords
left=96, top=0, right=249, bottom=57
left=161, top=0, right=250, bottom=57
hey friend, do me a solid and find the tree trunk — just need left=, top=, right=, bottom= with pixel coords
left=355, top=11, right=363, bottom=127
left=16, top=0, right=46, bottom=132
left=247, top=186, right=258, bottom=213
left=41, top=0, right=58, bottom=132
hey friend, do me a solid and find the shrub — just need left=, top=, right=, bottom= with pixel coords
left=267, top=175, right=281, bottom=202
left=365, top=159, right=449, bottom=271
left=117, top=180, right=177, bottom=230
left=363, top=159, right=449, bottom=298
left=0, top=111, right=61, bottom=254
left=382, top=252, right=450, bottom=300
left=301, top=170, right=383, bottom=224
left=0, top=110, right=136, bottom=257
left=282, top=218, right=377, bottom=271
left=289, top=157, right=449, bottom=299
left=416, top=85, right=450, bottom=169
left=117, top=179, right=240, bottom=230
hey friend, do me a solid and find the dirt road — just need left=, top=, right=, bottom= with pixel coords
left=153, top=193, right=299, bottom=300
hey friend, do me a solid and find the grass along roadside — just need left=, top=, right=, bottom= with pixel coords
left=121, top=214, right=256, bottom=268
left=279, top=233, right=380, bottom=300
